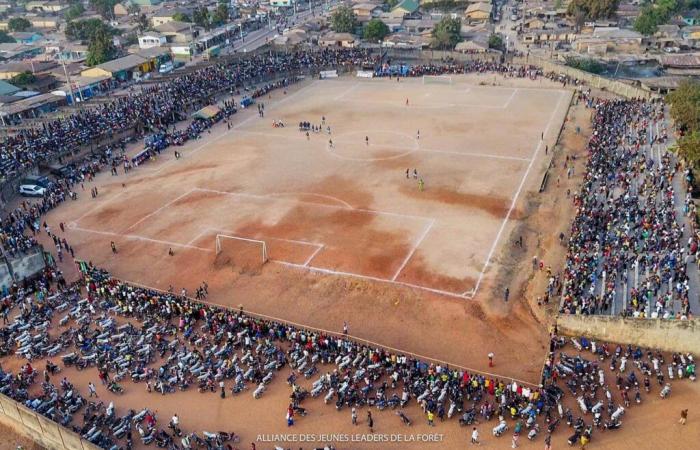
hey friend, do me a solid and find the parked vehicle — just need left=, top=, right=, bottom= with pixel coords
left=19, top=184, right=46, bottom=197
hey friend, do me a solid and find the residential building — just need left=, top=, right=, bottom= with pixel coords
left=319, top=32, right=356, bottom=47
left=154, top=21, right=198, bottom=44
left=10, top=32, right=43, bottom=45
left=0, top=80, right=19, bottom=96
left=139, top=33, right=167, bottom=49
left=24, top=1, right=68, bottom=13
left=353, top=2, right=383, bottom=21
left=392, top=0, right=420, bottom=18
left=464, top=2, right=492, bottom=22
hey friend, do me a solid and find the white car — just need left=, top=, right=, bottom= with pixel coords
left=19, top=184, right=46, bottom=197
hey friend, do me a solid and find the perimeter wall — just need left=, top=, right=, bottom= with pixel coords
left=0, top=392, right=100, bottom=450
left=557, top=315, right=700, bottom=353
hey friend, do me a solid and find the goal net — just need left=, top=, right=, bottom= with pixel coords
left=422, top=75, right=452, bottom=85
left=214, top=234, right=268, bottom=272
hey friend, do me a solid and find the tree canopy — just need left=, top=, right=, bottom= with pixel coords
left=89, top=0, right=118, bottom=20
left=65, top=18, right=115, bottom=41
left=566, top=0, right=619, bottom=20
left=172, top=12, right=191, bottom=23
left=488, top=33, right=504, bottom=50
left=192, top=6, right=211, bottom=30
left=331, top=5, right=357, bottom=33
left=86, top=27, right=117, bottom=66
left=363, top=18, right=389, bottom=42
left=10, top=71, right=36, bottom=87
left=211, top=4, right=229, bottom=27
left=564, top=56, right=605, bottom=74
left=0, top=31, right=15, bottom=43
left=431, top=17, right=461, bottom=50
left=8, top=17, right=31, bottom=32
left=668, top=81, right=700, bottom=171
left=64, top=3, right=85, bottom=21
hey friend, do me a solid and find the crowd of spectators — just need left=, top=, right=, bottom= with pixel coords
left=0, top=49, right=377, bottom=178
left=559, top=97, right=694, bottom=319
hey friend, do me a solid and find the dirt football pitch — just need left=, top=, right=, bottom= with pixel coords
left=35, top=74, right=700, bottom=449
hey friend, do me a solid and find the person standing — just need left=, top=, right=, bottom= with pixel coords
left=488, top=352, right=494, bottom=368
left=88, top=382, right=98, bottom=398
left=219, top=380, right=226, bottom=398
left=427, top=410, right=434, bottom=426
left=351, top=407, right=357, bottom=425
left=471, top=427, right=480, bottom=445
left=504, top=288, right=510, bottom=302
left=367, top=411, right=374, bottom=433
left=544, top=433, right=552, bottom=450
left=679, top=409, right=688, bottom=425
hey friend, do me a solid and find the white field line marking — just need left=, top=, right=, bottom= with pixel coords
left=418, top=148, right=530, bottom=162
left=206, top=226, right=323, bottom=248
left=147, top=80, right=319, bottom=175
left=185, top=228, right=210, bottom=246
left=341, top=98, right=505, bottom=109
left=302, top=245, right=325, bottom=267
left=464, top=89, right=570, bottom=297
left=237, top=130, right=531, bottom=162
left=123, top=188, right=196, bottom=232
left=73, top=190, right=127, bottom=226
left=392, top=219, right=435, bottom=281
left=502, top=88, right=519, bottom=109
left=266, top=192, right=353, bottom=209
left=193, top=187, right=435, bottom=222
left=72, top=225, right=212, bottom=252
left=121, top=278, right=538, bottom=386
left=333, top=82, right=360, bottom=101
left=273, top=260, right=469, bottom=299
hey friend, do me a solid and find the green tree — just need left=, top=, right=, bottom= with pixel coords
left=172, top=12, right=191, bottom=23
left=65, top=18, right=114, bottom=41
left=331, top=5, right=357, bottom=33
left=0, top=30, right=15, bottom=43
left=8, top=17, right=31, bottom=32
left=668, top=81, right=700, bottom=132
left=10, top=71, right=36, bottom=87
left=677, top=130, right=700, bottom=170
left=126, top=2, right=140, bottom=16
left=86, top=27, right=117, bottom=66
left=564, top=56, right=605, bottom=74
left=363, top=18, right=389, bottom=42
left=211, top=4, right=229, bottom=27
left=89, top=0, right=117, bottom=20
left=488, top=33, right=504, bottom=50
left=136, top=13, right=149, bottom=31
left=193, top=6, right=211, bottom=30
left=64, top=3, right=85, bottom=21
left=431, top=17, right=461, bottom=49
left=566, top=0, right=620, bottom=20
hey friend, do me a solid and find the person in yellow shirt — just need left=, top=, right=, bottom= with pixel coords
left=427, top=410, right=434, bottom=427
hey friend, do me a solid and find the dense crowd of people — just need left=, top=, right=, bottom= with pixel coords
left=0, top=49, right=376, bottom=178
left=0, top=263, right=695, bottom=449
left=0, top=47, right=697, bottom=449
left=558, top=96, right=694, bottom=319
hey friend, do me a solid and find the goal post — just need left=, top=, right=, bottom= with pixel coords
left=215, top=234, right=269, bottom=266
left=422, top=75, right=453, bottom=85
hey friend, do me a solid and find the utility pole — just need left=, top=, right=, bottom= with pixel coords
left=59, top=48, right=77, bottom=107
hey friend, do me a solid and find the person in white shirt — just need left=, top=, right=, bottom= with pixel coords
left=471, top=427, right=480, bottom=445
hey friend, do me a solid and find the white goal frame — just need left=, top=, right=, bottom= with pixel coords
left=215, top=234, right=269, bottom=264
left=422, top=75, right=453, bottom=85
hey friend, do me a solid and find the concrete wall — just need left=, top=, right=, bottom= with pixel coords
left=0, top=393, right=101, bottom=450
left=517, top=55, right=658, bottom=100
left=557, top=315, right=700, bottom=353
